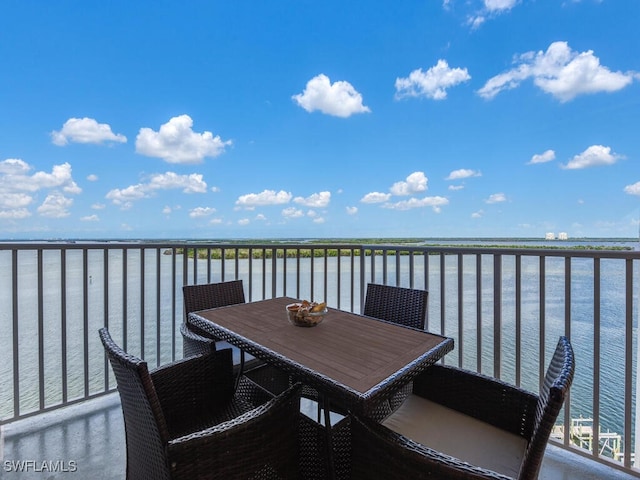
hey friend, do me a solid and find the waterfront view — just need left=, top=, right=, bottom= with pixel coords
left=2, top=238, right=639, bottom=470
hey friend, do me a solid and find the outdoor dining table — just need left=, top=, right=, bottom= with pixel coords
left=188, top=296, right=454, bottom=418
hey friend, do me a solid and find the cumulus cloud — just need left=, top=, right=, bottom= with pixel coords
left=562, top=145, right=622, bottom=169
left=0, top=159, right=81, bottom=219
left=346, top=206, right=358, bottom=215
left=624, top=182, right=640, bottom=196
left=395, top=60, right=471, bottom=100
left=446, top=169, right=481, bottom=180
left=238, top=218, right=250, bottom=226
left=87, top=174, right=99, bottom=181
left=360, top=192, right=392, bottom=204
left=51, top=117, right=127, bottom=146
left=467, top=0, right=522, bottom=29
left=236, top=190, right=292, bottom=209
left=189, top=207, right=216, bottom=218
left=292, top=74, right=371, bottom=117
left=81, top=214, right=99, bottom=222
left=528, top=149, right=556, bottom=165
left=282, top=207, right=304, bottom=219
left=382, top=196, right=449, bottom=213
left=471, top=210, right=484, bottom=218
left=106, top=172, right=207, bottom=209
left=136, top=114, right=232, bottom=164
left=390, top=172, right=428, bottom=196
left=478, top=41, right=635, bottom=102
left=485, top=193, right=507, bottom=204
left=448, top=185, right=465, bottom=191
left=37, top=193, right=73, bottom=218
left=294, top=191, right=331, bottom=208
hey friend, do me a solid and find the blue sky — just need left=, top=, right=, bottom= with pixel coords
left=1, top=0, right=639, bottom=239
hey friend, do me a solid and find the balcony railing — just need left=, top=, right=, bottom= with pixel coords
left=1, top=241, right=639, bottom=477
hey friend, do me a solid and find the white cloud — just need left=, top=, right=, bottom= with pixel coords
left=162, top=206, right=172, bottom=215
left=238, top=218, right=250, bottom=225
left=528, top=149, right=556, bottom=165
left=485, top=193, right=507, bottom=204
left=282, top=207, right=304, bottom=219
left=294, top=191, right=331, bottom=207
left=471, top=210, right=484, bottom=218
left=147, top=172, right=207, bottom=193
left=106, top=172, right=207, bottom=208
left=446, top=169, right=481, bottom=180
left=92, top=203, right=106, bottom=210
left=390, top=172, right=428, bottom=196
left=395, top=60, right=471, bottom=100
left=81, top=214, right=99, bottom=222
left=255, top=214, right=267, bottom=221
left=0, top=207, right=30, bottom=219
left=478, top=41, right=635, bottom=102
left=484, top=0, right=518, bottom=12
left=467, top=0, right=521, bottom=29
left=136, top=114, right=231, bottom=164
left=623, top=182, right=640, bottom=196
left=37, top=193, right=73, bottom=218
left=0, top=192, right=32, bottom=209
left=292, top=74, right=371, bottom=118
left=562, top=145, right=622, bottom=169
left=360, top=192, right=391, bottom=204
left=346, top=206, right=358, bottom=215
left=382, top=196, right=449, bottom=213
left=448, top=185, right=464, bottom=191
left=0, top=160, right=81, bottom=219
left=210, top=218, right=223, bottom=224
left=51, top=117, right=127, bottom=146
left=313, top=217, right=325, bottom=224
left=236, top=190, right=292, bottom=209
left=189, top=206, right=216, bottom=218
left=87, top=174, right=98, bottom=181
left=0, top=161, right=81, bottom=194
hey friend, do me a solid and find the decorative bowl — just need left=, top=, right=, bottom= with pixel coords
left=286, top=303, right=328, bottom=327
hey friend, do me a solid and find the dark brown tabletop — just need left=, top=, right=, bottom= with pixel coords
left=189, top=296, right=454, bottom=415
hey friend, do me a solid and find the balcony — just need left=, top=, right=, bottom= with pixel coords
left=1, top=240, right=639, bottom=478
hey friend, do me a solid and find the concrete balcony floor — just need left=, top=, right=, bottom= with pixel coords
left=2, top=393, right=638, bottom=480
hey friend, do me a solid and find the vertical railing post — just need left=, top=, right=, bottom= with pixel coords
left=37, top=249, right=45, bottom=409
left=493, top=254, right=502, bottom=379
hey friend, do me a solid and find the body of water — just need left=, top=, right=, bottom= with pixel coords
left=1, top=238, right=639, bottom=458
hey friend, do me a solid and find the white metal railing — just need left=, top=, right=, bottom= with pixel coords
left=0, top=241, right=638, bottom=476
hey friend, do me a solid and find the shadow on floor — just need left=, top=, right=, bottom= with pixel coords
left=1, top=393, right=638, bottom=480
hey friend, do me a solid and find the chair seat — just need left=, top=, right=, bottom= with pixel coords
left=382, top=393, right=528, bottom=478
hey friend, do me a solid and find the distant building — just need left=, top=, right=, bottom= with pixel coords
left=545, top=232, right=556, bottom=240
left=558, top=232, right=568, bottom=240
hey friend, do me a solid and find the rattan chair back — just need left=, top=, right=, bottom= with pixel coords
left=363, top=283, right=428, bottom=330
left=99, top=328, right=172, bottom=480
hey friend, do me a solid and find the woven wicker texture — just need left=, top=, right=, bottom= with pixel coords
left=363, top=283, right=428, bottom=330
left=344, top=336, right=575, bottom=480
left=100, top=327, right=305, bottom=479
left=183, top=280, right=295, bottom=397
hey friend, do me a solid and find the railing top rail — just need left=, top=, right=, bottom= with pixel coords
left=1, top=241, right=638, bottom=260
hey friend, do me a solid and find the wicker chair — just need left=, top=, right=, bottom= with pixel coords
left=344, top=336, right=575, bottom=480
left=363, top=283, right=428, bottom=330
left=180, top=321, right=216, bottom=358
left=99, top=327, right=303, bottom=480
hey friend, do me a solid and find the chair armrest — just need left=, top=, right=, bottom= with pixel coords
left=413, top=365, right=539, bottom=438
left=150, top=349, right=235, bottom=431
left=166, top=384, right=302, bottom=480
left=351, top=415, right=514, bottom=480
